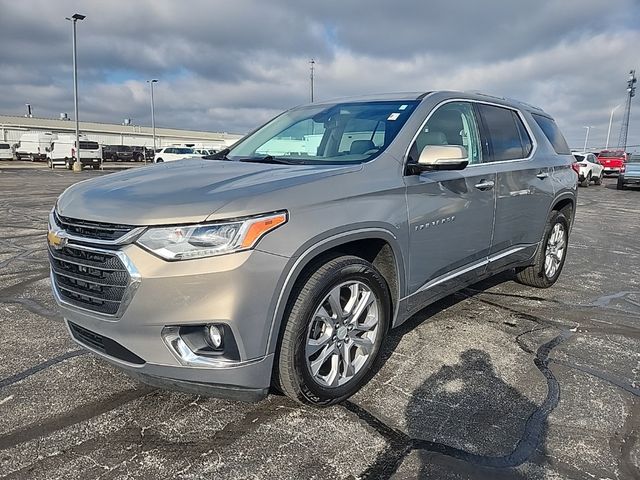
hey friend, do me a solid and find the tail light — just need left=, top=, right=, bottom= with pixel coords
left=71, top=147, right=75, bottom=159
left=571, top=162, right=580, bottom=175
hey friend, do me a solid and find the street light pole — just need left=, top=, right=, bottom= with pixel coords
left=606, top=105, right=621, bottom=149
left=66, top=13, right=85, bottom=172
left=583, top=126, right=592, bottom=152
left=147, top=79, right=158, bottom=163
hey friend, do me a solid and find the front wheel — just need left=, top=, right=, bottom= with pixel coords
left=516, top=210, right=569, bottom=288
left=275, top=255, right=391, bottom=406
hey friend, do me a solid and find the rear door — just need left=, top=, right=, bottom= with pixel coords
left=476, top=104, right=555, bottom=272
left=405, top=101, right=496, bottom=312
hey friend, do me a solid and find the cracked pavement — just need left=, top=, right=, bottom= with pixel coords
left=0, top=161, right=638, bottom=479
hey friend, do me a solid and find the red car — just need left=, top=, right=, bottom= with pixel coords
left=598, top=150, right=628, bottom=175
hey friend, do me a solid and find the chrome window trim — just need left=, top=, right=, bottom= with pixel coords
left=50, top=242, right=141, bottom=319
left=403, top=97, right=539, bottom=171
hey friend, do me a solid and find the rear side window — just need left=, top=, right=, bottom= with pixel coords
left=0, top=143, right=10, bottom=149
left=477, top=104, right=532, bottom=162
left=79, top=141, right=99, bottom=150
left=532, top=114, right=571, bottom=155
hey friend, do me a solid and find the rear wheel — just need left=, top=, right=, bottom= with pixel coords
left=275, top=255, right=391, bottom=406
left=516, top=210, right=569, bottom=288
left=65, top=158, right=72, bottom=170
left=156, top=158, right=163, bottom=163
left=580, top=172, right=591, bottom=187
left=594, top=174, right=602, bottom=185
left=617, top=177, right=625, bottom=190
left=47, top=158, right=53, bottom=169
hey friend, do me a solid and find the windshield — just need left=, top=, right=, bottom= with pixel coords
left=599, top=151, right=625, bottom=158
left=227, top=100, right=419, bottom=164
left=79, top=141, right=99, bottom=150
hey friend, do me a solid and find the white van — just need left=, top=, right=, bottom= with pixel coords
left=15, top=132, right=57, bottom=161
left=48, top=135, right=102, bottom=170
left=0, top=142, right=14, bottom=160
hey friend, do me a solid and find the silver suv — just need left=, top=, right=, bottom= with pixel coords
left=48, top=91, right=577, bottom=406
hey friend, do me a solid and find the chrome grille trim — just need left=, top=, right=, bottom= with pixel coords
left=49, top=243, right=141, bottom=318
left=50, top=209, right=146, bottom=246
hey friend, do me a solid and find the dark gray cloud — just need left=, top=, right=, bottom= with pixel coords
left=0, top=0, right=638, bottom=149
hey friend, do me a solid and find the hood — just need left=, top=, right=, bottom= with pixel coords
left=56, top=159, right=359, bottom=225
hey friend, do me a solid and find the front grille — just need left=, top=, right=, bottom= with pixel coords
left=68, top=322, right=145, bottom=364
left=50, top=244, right=130, bottom=315
left=54, top=211, right=136, bottom=242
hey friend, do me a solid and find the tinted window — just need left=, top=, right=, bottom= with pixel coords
left=573, top=154, right=585, bottom=162
left=532, top=114, right=571, bottom=155
left=410, top=101, right=482, bottom=165
left=0, top=143, right=10, bottom=149
left=79, top=141, right=99, bottom=150
left=477, top=104, right=529, bottom=161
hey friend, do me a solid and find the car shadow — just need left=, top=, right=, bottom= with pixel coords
left=356, top=272, right=550, bottom=478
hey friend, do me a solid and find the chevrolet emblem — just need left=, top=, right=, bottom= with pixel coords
left=47, top=230, right=67, bottom=250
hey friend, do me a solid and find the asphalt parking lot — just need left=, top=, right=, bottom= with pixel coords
left=0, top=161, right=638, bottom=479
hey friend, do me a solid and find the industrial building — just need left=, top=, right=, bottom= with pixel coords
left=0, top=114, right=243, bottom=149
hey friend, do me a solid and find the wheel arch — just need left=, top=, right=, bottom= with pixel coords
left=266, top=228, right=405, bottom=356
left=549, top=194, right=575, bottom=227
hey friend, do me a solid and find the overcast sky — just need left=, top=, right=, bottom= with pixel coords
left=0, top=0, right=639, bottom=150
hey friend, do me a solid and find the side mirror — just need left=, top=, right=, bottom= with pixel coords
left=417, top=145, right=469, bottom=171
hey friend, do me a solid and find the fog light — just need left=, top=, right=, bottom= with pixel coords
left=206, top=325, right=223, bottom=349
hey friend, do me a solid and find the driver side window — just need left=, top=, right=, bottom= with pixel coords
left=409, top=102, right=482, bottom=165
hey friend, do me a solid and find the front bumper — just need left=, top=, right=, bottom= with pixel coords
left=53, top=243, right=289, bottom=399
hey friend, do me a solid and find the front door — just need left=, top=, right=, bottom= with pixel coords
left=404, top=101, right=495, bottom=313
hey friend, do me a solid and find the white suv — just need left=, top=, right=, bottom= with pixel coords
left=573, top=152, right=604, bottom=187
left=153, top=147, right=200, bottom=163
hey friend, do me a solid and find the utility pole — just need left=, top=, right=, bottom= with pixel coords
left=147, top=79, right=158, bottom=163
left=309, top=58, right=315, bottom=103
left=583, top=126, right=593, bottom=152
left=606, top=104, right=621, bottom=149
left=66, top=13, right=86, bottom=173
left=617, top=69, right=636, bottom=151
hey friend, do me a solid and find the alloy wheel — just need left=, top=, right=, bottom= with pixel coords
left=544, top=223, right=566, bottom=278
left=305, top=281, right=380, bottom=388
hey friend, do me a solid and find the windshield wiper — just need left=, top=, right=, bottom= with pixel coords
left=203, top=148, right=230, bottom=160
left=240, top=155, right=302, bottom=165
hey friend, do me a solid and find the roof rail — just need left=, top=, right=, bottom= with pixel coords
left=464, top=91, right=545, bottom=113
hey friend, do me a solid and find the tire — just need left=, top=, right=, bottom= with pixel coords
left=47, top=158, right=53, bottom=169
left=580, top=173, right=591, bottom=187
left=92, top=164, right=100, bottom=170
left=274, top=255, right=391, bottom=406
left=617, top=178, right=625, bottom=190
left=594, top=174, right=602, bottom=185
left=515, top=210, right=569, bottom=288
left=156, top=158, right=163, bottom=163
left=29, top=154, right=35, bottom=162
left=65, top=158, right=71, bottom=170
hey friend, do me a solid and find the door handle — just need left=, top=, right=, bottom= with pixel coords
left=536, top=172, right=549, bottom=179
left=474, top=180, right=495, bottom=190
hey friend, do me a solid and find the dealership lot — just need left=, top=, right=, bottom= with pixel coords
left=0, top=162, right=638, bottom=479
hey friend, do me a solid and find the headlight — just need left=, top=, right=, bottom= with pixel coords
left=136, top=211, right=287, bottom=260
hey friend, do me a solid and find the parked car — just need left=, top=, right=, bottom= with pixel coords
left=102, top=145, right=134, bottom=162
left=598, top=150, right=628, bottom=175
left=617, top=154, right=640, bottom=190
left=573, top=152, right=604, bottom=187
left=0, top=142, right=14, bottom=160
left=153, top=146, right=200, bottom=163
left=129, top=146, right=150, bottom=162
left=15, top=131, right=57, bottom=161
left=47, top=135, right=102, bottom=170
left=48, top=91, right=577, bottom=406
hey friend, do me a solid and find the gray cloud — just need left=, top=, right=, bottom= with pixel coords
left=0, top=0, right=638, bottom=149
